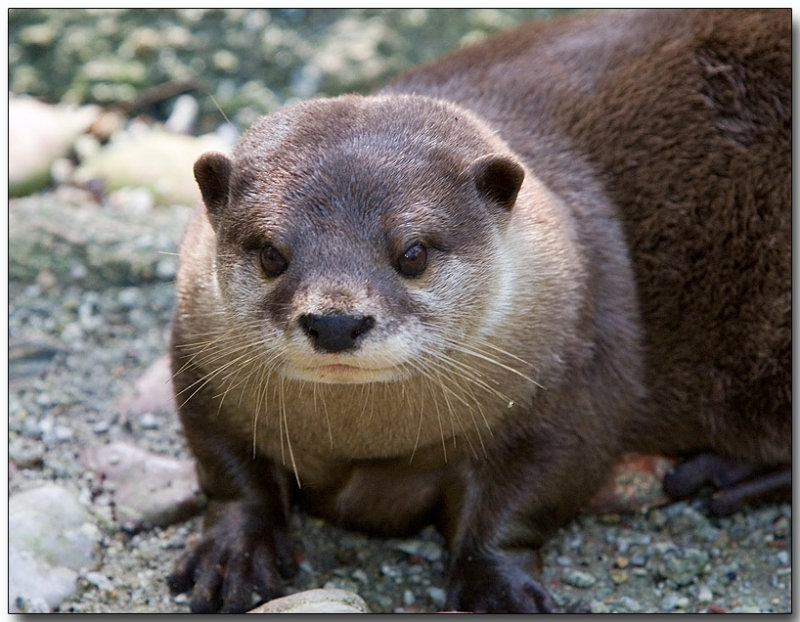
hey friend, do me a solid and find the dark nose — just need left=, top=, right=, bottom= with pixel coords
left=298, top=313, right=375, bottom=353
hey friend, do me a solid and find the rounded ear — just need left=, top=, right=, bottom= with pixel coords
left=193, top=152, right=232, bottom=228
left=470, top=154, right=525, bottom=211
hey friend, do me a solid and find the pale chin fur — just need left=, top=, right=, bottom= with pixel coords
left=280, top=363, right=404, bottom=384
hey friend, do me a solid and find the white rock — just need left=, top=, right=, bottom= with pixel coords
left=9, top=96, right=99, bottom=196
left=74, top=129, right=230, bottom=207
left=248, top=588, right=369, bottom=614
left=9, top=484, right=102, bottom=611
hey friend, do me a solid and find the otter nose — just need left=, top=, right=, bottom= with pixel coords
left=299, top=313, right=375, bottom=353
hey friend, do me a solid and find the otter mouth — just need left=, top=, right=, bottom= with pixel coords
left=284, top=363, right=400, bottom=385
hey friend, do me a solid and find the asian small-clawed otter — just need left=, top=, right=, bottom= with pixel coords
left=167, top=8, right=790, bottom=613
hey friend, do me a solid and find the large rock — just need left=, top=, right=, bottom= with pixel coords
left=82, top=441, right=205, bottom=532
left=9, top=96, right=100, bottom=197
left=74, top=128, right=231, bottom=206
left=9, top=484, right=102, bottom=611
left=9, top=190, right=191, bottom=288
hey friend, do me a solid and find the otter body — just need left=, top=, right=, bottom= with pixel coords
left=169, top=9, right=790, bottom=613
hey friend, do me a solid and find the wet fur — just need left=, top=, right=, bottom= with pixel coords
left=169, top=9, right=790, bottom=613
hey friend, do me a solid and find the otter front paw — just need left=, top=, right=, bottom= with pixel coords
left=167, top=501, right=299, bottom=613
left=447, top=553, right=558, bottom=613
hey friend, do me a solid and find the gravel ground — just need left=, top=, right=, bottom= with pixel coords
left=8, top=8, right=792, bottom=614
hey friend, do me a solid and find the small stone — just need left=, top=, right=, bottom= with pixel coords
left=394, top=538, right=443, bottom=562
left=659, top=548, right=709, bottom=587
left=614, top=555, right=629, bottom=569
left=380, top=563, right=402, bottom=578
left=323, top=578, right=360, bottom=594
left=697, top=585, right=713, bottom=603
left=563, top=569, right=597, bottom=588
left=403, top=589, right=415, bottom=605
left=36, top=392, right=52, bottom=406
left=139, top=412, right=160, bottom=430
left=52, top=425, right=74, bottom=442
left=661, top=593, right=681, bottom=611
left=84, top=571, right=114, bottom=592
left=615, top=596, right=642, bottom=612
left=648, top=508, right=668, bottom=529
left=425, top=586, right=447, bottom=608
left=609, top=569, right=629, bottom=584
left=9, top=438, right=44, bottom=467
left=773, top=516, right=789, bottom=538
left=22, top=417, right=41, bottom=439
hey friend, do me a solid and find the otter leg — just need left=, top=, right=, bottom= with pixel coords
left=708, top=467, right=791, bottom=516
left=663, top=452, right=791, bottom=515
left=168, top=371, right=298, bottom=612
left=440, top=428, right=617, bottom=612
left=166, top=449, right=298, bottom=612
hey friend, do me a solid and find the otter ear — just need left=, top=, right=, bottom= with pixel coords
left=193, top=152, right=232, bottom=228
left=470, top=154, right=525, bottom=211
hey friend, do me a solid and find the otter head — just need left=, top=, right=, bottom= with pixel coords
left=193, top=95, right=525, bottom=386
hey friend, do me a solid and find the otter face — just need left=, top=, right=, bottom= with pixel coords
left=194, top=95, right=524, bottom=386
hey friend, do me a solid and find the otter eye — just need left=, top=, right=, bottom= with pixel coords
left=397, top=242, right=428, bottom=278
left=259, top=243, right=288, bottom=278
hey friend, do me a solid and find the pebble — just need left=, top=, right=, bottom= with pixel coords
left=661, top=593, right=688, bottom=611
left=425, top=586, right=447, bottom=608
left=139, top=412, right=160, bottom=430
left=85, top=571, right=114, bottom=592
left=648, top=508, right=668, bottom=529
left=773, top=516, right=789, bottom=538
left=351, top=569, right=369, bottom=584
left=9, top=437, right=45, bottom=467
left=394, top=538, right=444, bottom=563
left=697, top=585, right=713, bottom=603
left=659, top=548, right=710, bottom=587
left=563, top=569, right=597, bottom=588
left=615, top=596, right=642, bottom=612
left=380, top=564, right=402, bottom=579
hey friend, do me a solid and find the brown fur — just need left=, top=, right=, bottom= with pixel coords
left=168, top=9, right=790, bottom=613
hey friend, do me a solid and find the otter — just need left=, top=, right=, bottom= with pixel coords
left=167, top=9, right=790, bottom=613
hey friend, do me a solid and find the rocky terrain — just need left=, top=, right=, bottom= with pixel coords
left=8, top=8, right=792, bottom=614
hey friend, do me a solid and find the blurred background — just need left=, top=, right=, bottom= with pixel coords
left=8, top=8, right=578, bottom=202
